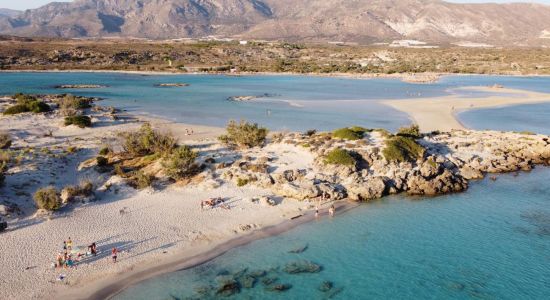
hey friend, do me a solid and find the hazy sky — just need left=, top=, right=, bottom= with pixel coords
left=1, top=0, right=549, bottom=10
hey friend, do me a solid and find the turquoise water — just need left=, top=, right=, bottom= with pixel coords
left=116, top=169, right=550, bottom=300
left=1, top=73, right=550, bottom=132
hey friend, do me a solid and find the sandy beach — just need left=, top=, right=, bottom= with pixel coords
left=383, top=86, right=550, bottom=132
left=0, top=100, right=331, bottom=300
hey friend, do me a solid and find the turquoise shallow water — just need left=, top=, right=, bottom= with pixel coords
left=1, top=73, right=550, bottom=132
left=115, top=169, right=550, bottom=300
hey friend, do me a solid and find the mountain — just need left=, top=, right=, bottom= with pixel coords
left=0, top=8, right=21, bottom=17
left=0, top=0, right=549, bottom=46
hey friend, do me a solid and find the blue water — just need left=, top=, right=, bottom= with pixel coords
left=116, top=169, right=550, bottom=300
left=1, top=72, right=550, bottom=132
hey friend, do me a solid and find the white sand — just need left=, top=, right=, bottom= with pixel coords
left=383, top=87, right=550, bottom=132
left=0, top=105, right=315, bottom=300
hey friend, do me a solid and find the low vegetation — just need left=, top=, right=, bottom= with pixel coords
left=324, top=149, right=356, bottom=166
left=62, top=181, right=94, bottom=202
left=3, top=94, right=51, bottom=115
left=218, top=120, right=268, bottom=148
left=64, top=115, right=92, bottom=128
left=382, top=136, right=425, bottom=163
left=57, top=94, right=93, bottom=116
left=130, top=171, right=154, bottom=190
left=332, top=128, right=363, bottom=140
left=162, top=145, right=198, bottom=180
left=0, top=131, right=11, bottom=149
left=397, top=124, right=421, bottom=139
left=122, top=123, right=176, bottom=157
left=33, top=187, right=61, bottom=211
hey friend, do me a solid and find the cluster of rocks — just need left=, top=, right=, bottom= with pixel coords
left=54, top=84, right=107, bottom=89
left=217, top=129, right=550, bottom=202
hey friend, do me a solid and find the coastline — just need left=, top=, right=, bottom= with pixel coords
left=63, top=201, right=358, bottom=300
left=2, top=69, right=550, bottom=83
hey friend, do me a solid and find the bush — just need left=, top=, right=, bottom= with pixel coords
left=99, top=147, right=110, bottom=156
left=122, top=123, right=177, bottom=157
left=162, top=145, right=198, bottom=180
left=397, top=124, right=421, bottom=139
left=324, top=149, right=356, bottom=166
left=131, top=171, right=154, bottom=189
left=4, top=94, right=51, bottom=115
left=349, top=126, right=370, bottom=135
left=0, top=131, right=11, bottom=149
left=237, top=178, right=249, bottom=187
left=64, top=115, right=92, bottom=128
left=382, top=136, right=425, bottom=163
left=58, top=95, right=92, bottom=116
left=33, top=187, right=61, bottom=211
left=62, top=181, right=94, bottom=202
left=332, top=128, right=362, bottom=140
left=218, top=120, right=268, bottom=148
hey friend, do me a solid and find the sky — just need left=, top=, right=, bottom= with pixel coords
left=1, top=0, right=549, bottom=10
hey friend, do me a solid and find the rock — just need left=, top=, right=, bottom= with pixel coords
left=274, top=182, right=320, bottom=200
left=459, top=166, right=484, bottom=180
left=260, top=196, right=276, bottom=206
left=0, top=218, right=7, bottom=232
left=238, top=275, right=256, bottom=289
left=0, top=204, right=12, bottom=216
left=319, top=281, right=333, bottom=292
left=216, top=279, right=240, bottom=297
left=288, top=244, right=308, bottom=254
left=265, top=284, right=292, bottom=292
left=283, top=260, right=322, bottom=274
left=345, top=176, right=386, bottom=201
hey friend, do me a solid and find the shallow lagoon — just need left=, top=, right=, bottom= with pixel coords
left=115, top=168, right=550, bottom=300
left=1, top=72, right=550, bottom=132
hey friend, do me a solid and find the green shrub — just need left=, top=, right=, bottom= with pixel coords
left=237, top=178, right=249, bottom=187
left=4, top=94, right=51, bottom=115
left=0, top=131, right=11, bottom=149
left=397, top=124, right=421, bottom=138
left=324, top=149, right=356, bottom=166
left=382, top=136, right=425, bottom=163
left=332, top=128, right=362, bottom=140
left=64, top=115, right=92, bottom=128
left=4, top=104, right=30, bottom=115
left=33, top=187, right=61, bottom=211
left=122, top=123, right=177, bottom=157
left=374, top=128, right=392, bottom=138
left=62, top=181, right=94, bottom=202
left=131, top=171, right=154, bottom=189
left=349, top=126, right=370, bottom=135
left=99, top=147, right=110, bottom=156
left=162, top=145, right=198, bottom=180
left=59, top=94, right=92, bottom=110
left=218, top=120, right=268, bottom=148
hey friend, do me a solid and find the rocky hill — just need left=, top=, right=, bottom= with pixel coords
left=0, top=8, right=21, bottom=18
left=1, top=0, right=550, bottom=46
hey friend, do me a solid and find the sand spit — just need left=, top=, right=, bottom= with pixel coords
left=383, top=87, right=550, bottom=132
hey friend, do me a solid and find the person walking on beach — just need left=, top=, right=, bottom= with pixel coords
left=112, top=247, right=118, bottom=263
left=62, top=241, right=67, bottom=252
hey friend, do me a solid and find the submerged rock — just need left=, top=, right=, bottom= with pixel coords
left=216, top=278, right=240, bottom=297
left=288, top=244, right=308, bottom=254
left=265, top=284, right=292, bottom=292
left=283, top=260, right=322, bottom=274
left=238, top=274, right=256, bottom=289
left=318, top=281, right=333, bottom=292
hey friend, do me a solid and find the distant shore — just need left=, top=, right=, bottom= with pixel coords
left=2, top=69, right=550, bottom=84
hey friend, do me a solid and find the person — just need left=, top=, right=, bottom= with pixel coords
left=56, top=253, right=64, bottom=268
left=67, top=237, right=73, bottom=251
left=200, top=201, right=204, bottom=211
left=112, top=247, right=118, bottom=263
left=63, top=241, right=67, bottom=252
left=90, top=243, right=97, bottom=256
left=329, top=205, right=335, bottom=217
left=315, top=204, right=319, bottom=218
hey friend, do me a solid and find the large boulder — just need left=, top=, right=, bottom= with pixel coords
left=345, top=176, right=386, bottom=201
left=273, top=182, right=320, bottom=200
left=407, top=169, right=467, bottom=196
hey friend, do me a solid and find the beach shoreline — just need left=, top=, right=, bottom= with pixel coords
left=62, top=201, right=358, bottom=300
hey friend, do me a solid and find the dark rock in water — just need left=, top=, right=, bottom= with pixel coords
left=55, top=84, right=107, bottom=89
left=194, top=286, right=211, bottom=296
left=249, top=270, right=267, bottom=278
left=283, top=260, right=322, bottom=274
left=216, top=279, right=240, bottom=297
left=238, top=275, right=256, bottom=289
left=327, top=287, right=344, bottom=299
left=318, top=281, right=333, bottom=292
left=288, top=244, right=308, bottom=254
left=265, top=284, right=292, bottom=292
left=154, top=83, right=190, bottom=87
left=232, top=268, right=248, bottom=278
left=216, top=269, right=230, bottom=276
left=261, top=277, right=278, bottom=286
left=168, top=294, right=181, bottom=300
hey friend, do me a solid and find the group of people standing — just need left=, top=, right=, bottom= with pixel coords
left=55, top=238, right=118, bottom=269
left=314, top=193, right=336, bottom=218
